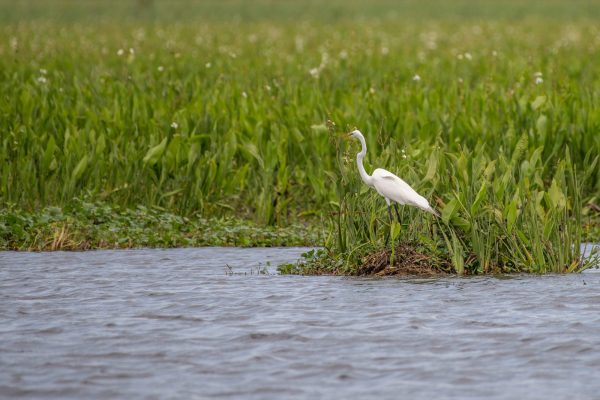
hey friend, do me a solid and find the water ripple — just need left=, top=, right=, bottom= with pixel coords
left=1, top=246, right=600, bottom=399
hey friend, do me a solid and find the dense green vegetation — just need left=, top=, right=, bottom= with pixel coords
left=1, top=1, right=598, bottom=272
left=0, top=199, right=321, bottom=250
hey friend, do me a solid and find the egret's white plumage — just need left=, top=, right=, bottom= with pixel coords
left=350, top=129, right=439, bottom=218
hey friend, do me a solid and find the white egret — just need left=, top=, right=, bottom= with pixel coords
left=349, top=129, right=439, bottom=222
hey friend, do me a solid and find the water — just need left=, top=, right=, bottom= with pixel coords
left=1, top=246, right=599, bottom=400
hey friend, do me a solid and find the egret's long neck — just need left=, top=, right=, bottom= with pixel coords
left=356, top=135, right=373, bottom=187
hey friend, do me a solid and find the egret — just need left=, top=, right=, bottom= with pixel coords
left=348, top=129, right=439, bottom=222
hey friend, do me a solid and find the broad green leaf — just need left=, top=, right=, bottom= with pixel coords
left=310, top=124, right=328, bottom=133
left=548, top=179, right=566, bottom=209
left=441, top=198, right=459, bottom=224
left=241, top=141, right=264, bottom=169
left=470, top=182, right=487, bottom=215
left=531, top=95, right=546, bottom=110
left=42, top=136, right=57, bottom=171
left=424, top=150, right=439, bottom=181
left=391, top=222, right=401, bottom=240
left=143, top=137, right=168, bottom=166
left=536, top=114, right=548, bottom=136
left=71, top=155, right=89, bottom=183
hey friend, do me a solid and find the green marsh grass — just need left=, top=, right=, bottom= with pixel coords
left=1, top=1, right=599, bottom=271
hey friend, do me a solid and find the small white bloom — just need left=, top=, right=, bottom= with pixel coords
left=117, top=48, right=124, bottom=56
left=36, top=76, right=47, bottom=84
left=464, top=52, right=472, bottom=60
left=205, top=62, right=211, bottom=68
left=535, top=77, right=544, bottom=85
left=170, top=122, right=178, bottom=129
left=492, top=50, right=498, bottom=57
left=309, top=67, right=320, bottom=78
left=265, top=85, right=271, bottom=91
left=242, top=91, right=247, bottom=98
left=339, top=50, right=348, bottom=60
left=402, top=154, right=407, bottom=159
left=369, top=87, right=376, bottom=94
left=129, top=48, right=135, bottom=55
left=412, top=74, right=421, bottom=82
left=534, top=71, right=543, bottom=78
left=39, top=68, right=47, bottom=75
left=157, top=65, right=164, bottom=72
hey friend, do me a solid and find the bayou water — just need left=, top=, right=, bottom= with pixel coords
left=1, top=246, right=599, bottom=399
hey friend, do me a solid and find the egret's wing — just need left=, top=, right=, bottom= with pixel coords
left=372, top=168, right=432, bottom=211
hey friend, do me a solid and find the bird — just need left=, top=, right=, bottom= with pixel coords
left=348, top=129, right=439, bottom=223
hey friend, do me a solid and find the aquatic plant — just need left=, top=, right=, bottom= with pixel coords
left=0, top=1, right=598, bottom=271
left=0, top=199, right=322, bottom=250
left=280, top=122, right=598, bottom=274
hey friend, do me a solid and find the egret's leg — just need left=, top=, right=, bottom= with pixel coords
left=394, top=204, right=401, bottom=224
left=384, top=198, right=392, bottom=223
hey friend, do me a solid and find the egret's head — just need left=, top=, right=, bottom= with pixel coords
left=348, top=129, right=363, bottom=140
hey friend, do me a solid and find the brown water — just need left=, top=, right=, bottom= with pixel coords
left=1, top=246, right=599, bottom=399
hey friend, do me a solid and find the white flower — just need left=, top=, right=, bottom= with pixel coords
left=369, top=87, right=376, bottom=94
left=534, top=71, right=543, bottom=78
left=412, top=74, right=421, bottom=82
left=117, top=48, right=125, bottom=56
left=339, top=50, right=348, bottom=60
left=129, top=48, right=135, bottom=55
left=39, top=68, right=47, bottom=75
left=265, top=84, right=271, bottom=91
left=36, top=76, right=47, bottom=84
left=535, top=77, right=544, bottom=85
left=309, top=68, right=320, bottom=78
left=205, top=62, right=211, bottom=68
left=464, top=52, right=473, bottom=60
left=170, top=122, right=178, bottom=129
left=242, top=91, right=248, bottom=98
left=157, top=66, right=164, bottom=72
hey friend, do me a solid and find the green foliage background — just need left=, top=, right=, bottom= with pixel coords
left=1, top=1, right=599, bottom=270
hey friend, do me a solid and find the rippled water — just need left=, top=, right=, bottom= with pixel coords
left=1, top=246, right=599, bottom=399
